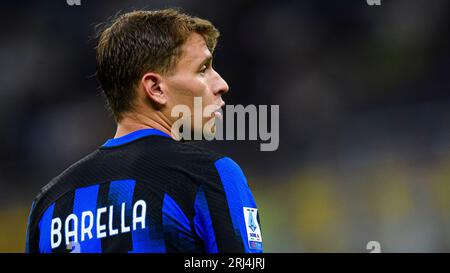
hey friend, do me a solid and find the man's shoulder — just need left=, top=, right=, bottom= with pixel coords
left=32, top=139, right=225, bottom=199
left=112, top=138, right=246, bottom=184
left=29, top=139, right=241, bottom=216
left=34, top=149, right=101, bottom=203
left=118, top=137, right=224, bottom=168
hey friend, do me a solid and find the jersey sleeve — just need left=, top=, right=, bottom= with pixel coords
left=25, top=201, right=37, bottom=253
left=193, top=156, right=263, bottom=253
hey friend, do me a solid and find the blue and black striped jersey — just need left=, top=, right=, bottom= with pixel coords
left=25, top=129, right=263, bottom=253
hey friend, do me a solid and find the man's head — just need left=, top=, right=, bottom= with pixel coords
left=96, top=8, right=229, bottom=136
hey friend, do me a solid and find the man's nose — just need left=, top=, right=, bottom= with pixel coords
left=212, top=69, right=229, bottom=95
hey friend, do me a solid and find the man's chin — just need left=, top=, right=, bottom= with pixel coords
left=199, top=117, right=217, bottom=140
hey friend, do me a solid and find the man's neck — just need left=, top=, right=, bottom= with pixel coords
left=114, top=111, right=173, bottom=139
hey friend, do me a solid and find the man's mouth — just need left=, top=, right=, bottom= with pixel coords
left=213, top=100, right=225, bottom=120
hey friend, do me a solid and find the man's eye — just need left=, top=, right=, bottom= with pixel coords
left=199, top=66, right=207, bottom=73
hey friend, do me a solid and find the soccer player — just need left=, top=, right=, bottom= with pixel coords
left=25, top=8, right=263, bottom=253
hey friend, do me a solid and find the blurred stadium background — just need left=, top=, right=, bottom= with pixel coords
left=0, top=0, right=449, bottom=252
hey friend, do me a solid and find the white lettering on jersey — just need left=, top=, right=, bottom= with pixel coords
left=51, top=217, right=62, bottom=248
left=49, top=200, right=147, bottom=249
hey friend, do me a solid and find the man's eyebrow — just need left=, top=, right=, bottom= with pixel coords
left=198, top=55, right=213, bottom=68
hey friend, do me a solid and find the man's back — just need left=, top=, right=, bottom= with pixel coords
left=25, top=129, right=263, bottom=253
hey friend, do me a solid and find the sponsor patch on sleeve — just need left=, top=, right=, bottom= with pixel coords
left=243, top=207, right=263, bottom=250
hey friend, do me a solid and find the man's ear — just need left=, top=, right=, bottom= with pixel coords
left=141, top=72, right=168, bottom=106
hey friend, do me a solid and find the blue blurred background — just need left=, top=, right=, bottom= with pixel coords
left=0, top=0, right=449, bottom=252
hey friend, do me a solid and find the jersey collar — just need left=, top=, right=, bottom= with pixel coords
left=101, top=128, right=172, bottom=148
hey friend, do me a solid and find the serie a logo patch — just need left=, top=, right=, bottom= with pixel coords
left=243, top=207, right=263, bottom=250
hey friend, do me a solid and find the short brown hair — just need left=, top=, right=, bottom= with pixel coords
left=95, top=8, right=220, bottom=121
